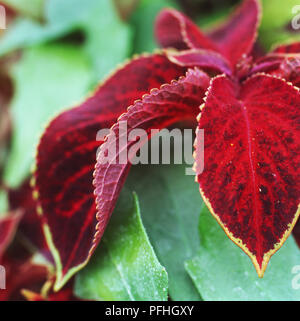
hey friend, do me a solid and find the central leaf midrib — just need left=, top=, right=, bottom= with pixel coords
left=240, top=103, right=262, bottom=260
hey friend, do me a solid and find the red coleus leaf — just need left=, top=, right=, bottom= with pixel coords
left=208, top=0, right=261, bottom=66
left=9, top=181, right=51, bottom=260
left=252, top=54, right=300, bottom=88
left=22, top=287, right=78, bottom=301
left=166, top=49, right=233, bottom=76
left=0, top=255, right=49, bottom=301
left=33, top=0, right=300, bottom=286
left=250, top=43, right=300, bottom=81
left=34, top=53, right=187, bottom=290
left=196, top=73, right=300, bottom=276
left=94, top=68, right=209, bottom=249
left=155, top=9, right=217, bottom=51
left=22, top=279, right=78, bottom=301
left=272, top=42, right=300, bottom=54
left=155, top=0, right=260, bottom=66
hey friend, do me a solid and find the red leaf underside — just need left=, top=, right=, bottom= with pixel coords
left=166, top=49, right=233, bottom=76
left=155, top=9, right=217, bottom=51
left=208, top=0, right=261, bottom=66
left=94, top=68, right=209, bottom=247
left=196, top=73, right=300, bottom=276
left=34, top=54, right=187, bottom=290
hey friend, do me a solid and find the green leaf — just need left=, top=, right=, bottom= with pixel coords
left=75, top=191, right=168, bottom=301
left=0, top=0, right=132, bottom=82
left=185, top=205, right=300, bottom=301
left=81, top=0, right=133, bottom=82
left=3, top=43, right=91, bottom=188
left=0, top=190, right=8, bottom=217
left=130, top=0, right=179, bottom=53
left=124, top=163, right=202, bottom=301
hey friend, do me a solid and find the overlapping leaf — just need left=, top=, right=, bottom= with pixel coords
left=123, top=163, right=202, bottom=300
left=155, top=0, right=260, bottom=66
left=34, top=54, right=186, bottom=290
left=75, top=192, right=168, bottom=301
left=155, top=8, right=217, bottom=50
left=166, top=49, right=232, bottom=76
left=208, top=0, right=261, bottom=66
left=94, top=68, right=209, bottom=252
left=185, top=205, right=300, bottom=301
left=196, top=73, right=300, bottom=276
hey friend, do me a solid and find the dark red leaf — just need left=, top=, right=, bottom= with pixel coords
left=273, top=42, right=300, bottom=54
left=208, top=0, right=261, bottom=66
left=0, top=255, right=48, bottom=301
left=22, top=287, right=78, bottom=301
left=155, top=9, right=217, bottom=51
left=252, top=55, right=300, bottom=88
left=94, top=68, right=209, bottom=248
left=22, top=279, right=78, bottom=301
left=196, top=73, right=300, bottom=276
left=250, top=55, right=284, bottom=75
left=34, top=54, right=187, bottom=290
left=9, top=181, right=51, bottom=260
left=166, top=49, right=233, bottom=76
left=0, top=212, right=22, bottom=260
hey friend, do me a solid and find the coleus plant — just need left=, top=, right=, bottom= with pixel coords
left=29, top=0, right=299, bottom=291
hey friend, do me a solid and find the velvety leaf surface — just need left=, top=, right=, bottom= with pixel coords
left=251, top=54, right=300, bottom=89
left=196, top=73, right=300, bottom=276
left=34, top=54, right=186, bottom=291
left=94, top=68, right=209, bottom=256
left=75, top=192, right=168, bottom=301
left=124, top=163, right=202, bottom=301
left=155, top=0, right=260, bottom=67
left=208, top=0, right=261, bottom=66
left=185, top=205, right=300, bottom=301
left=250, top=55, right=285, bottom=76
left=155, top=8, right=217, bottom=51
left=3, top=44, right=91, bottom=188
left=167, top=49, right=232, bottom=76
